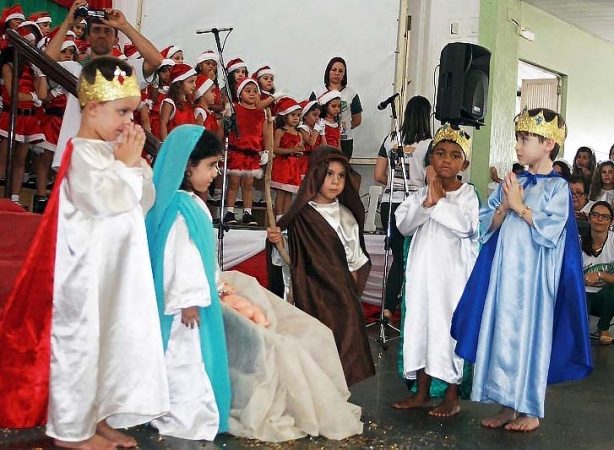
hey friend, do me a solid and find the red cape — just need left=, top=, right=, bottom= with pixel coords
left=0, top=140, right=74, bottom=428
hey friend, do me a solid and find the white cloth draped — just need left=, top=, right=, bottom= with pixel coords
left=395, top=183, right=479, bottom=384
left=47, top=138, right=169, bottom=442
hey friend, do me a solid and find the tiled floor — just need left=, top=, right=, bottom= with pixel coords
left=1, top=325, right=612, bottom=449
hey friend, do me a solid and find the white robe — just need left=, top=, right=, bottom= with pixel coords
left=150, top=195, right=220, bottom=440
left=47, top=138, right=169, bottom=442
left=160, top=194, right=363, bottom=442
left=395, top=183, right=479, bottom=384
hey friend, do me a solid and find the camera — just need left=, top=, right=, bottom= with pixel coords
left=74, top=4, right=108, bottom=21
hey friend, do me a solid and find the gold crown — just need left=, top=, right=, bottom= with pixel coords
left=515, top=108, right=566, bottom=147
left=77, top=67, right=141, bottom=107
left=433, top=123, right=472, bottom=159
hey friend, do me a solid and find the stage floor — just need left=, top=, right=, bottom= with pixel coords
left=1, top=329, right=611, bottom=449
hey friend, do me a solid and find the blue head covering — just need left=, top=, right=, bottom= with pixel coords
left=145, top=125, right=231, bottom=432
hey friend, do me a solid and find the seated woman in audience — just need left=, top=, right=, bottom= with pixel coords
left=570, top=175, right=591, bottom=235
left=581, top=201, right=614, bottom=345
left=588, top=161, right=614, bottom=206
left=572, top=146, right=596, bottom=182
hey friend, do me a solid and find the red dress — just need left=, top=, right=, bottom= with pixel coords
left=39, top=90, right=68, bottom=151
left=324, top=120, right=341, bottom=149
left=298, top=125, right=324, bottom=177
left=162, top=98, right=196, bottom=136
left=149, top=87, right=169, bottom=139
left=0, top=64, right=45, bottom=143
left=227, top=103, right=264, bottom=175
left=196, top=107, right=220, bottom=134
left=271, top=130, right=302, bottom=193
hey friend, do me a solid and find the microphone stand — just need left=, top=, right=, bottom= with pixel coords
left=205, top=28, right=240, bottom=270
left=367, top=96, right=406, bottom=351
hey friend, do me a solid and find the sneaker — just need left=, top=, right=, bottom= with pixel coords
left=32, top=194, right=49, bottom=214
left=223, top=211, right=238, bottom=225
left=242, top=212, right=258, bottom=226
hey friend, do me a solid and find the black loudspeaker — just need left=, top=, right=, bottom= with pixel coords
left=435, top=42, right=491, bottom=128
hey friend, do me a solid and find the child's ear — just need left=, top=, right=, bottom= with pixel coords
left=544, top=138, right=555, bottom=152
left=461, top=160, right=470, bottom=171
left=82, top=102, right=98, bottom=118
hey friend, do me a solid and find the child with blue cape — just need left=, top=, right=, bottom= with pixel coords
left=146, top=125, right=363, bottom=442
left=451, top=108, right=592, bottom=432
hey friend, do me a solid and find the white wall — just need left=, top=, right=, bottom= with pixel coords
left=406, top=0, right=480, bottom=108
left=117, top=0, right=401, bottom=159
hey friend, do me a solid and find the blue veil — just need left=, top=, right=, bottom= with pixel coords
left=145, top=125, right=231, bottom=432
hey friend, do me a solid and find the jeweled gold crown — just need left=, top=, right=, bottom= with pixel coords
left=515, top=108, right=567, bottom=146
left=433, top=123, right=472, bottom=159
left=77, top=67, right=141, bottom=107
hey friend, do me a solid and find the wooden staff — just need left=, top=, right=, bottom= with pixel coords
left=264, top=109, right=290, bottom=264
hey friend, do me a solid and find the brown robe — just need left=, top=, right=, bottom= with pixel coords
left=277, top=146, right=375, bottom=386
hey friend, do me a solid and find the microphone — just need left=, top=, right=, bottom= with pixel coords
left=377, top=92, right=399, bottom=111
left=196, top=27, right=233, bottom=34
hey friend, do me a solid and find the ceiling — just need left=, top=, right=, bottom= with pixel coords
left=524, top=0, right=614, bottom=43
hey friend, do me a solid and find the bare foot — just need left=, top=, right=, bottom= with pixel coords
left=96, top=420, right=137, bottom=448
left=599, top=332, right=613, bottom=345
left=392, top=395, right=433, bottom=410
left=54, top=435, right=115, bottom=450
left=504, top=415, right=540, bottom=432
left=428, top=398, right=461, bottom=417
left=481, top=407, right=516, bottom=428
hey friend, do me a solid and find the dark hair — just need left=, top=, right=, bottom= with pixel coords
left=80, top=56, right=133, bottom=90
left=323, top=57, right=347, bottom=89
left=85, top=18, right=119, bottom=38
left=227, top=68, right=249, bottom=102
left=581, top=200, right=614, bottom=256
left=180, top=130, right=223, bottom=191
left=573, top=146, right=596, bottom=175
left=401, top=96, right=432, bottom=145
left=303, top=103, right=321, bottom=118
left=589, top=160, right=614, bottom=201
left=274, top=113, right=291, bottom=129
left=609, top=144, right=614, bottom=160
left=168, top=79, right=191, bottom=110
left=552, top=160, right=571, bottom=180
left=319, top=98, right=340, bottom=120
left=512, top=163, right=525, bottom=173
left=569, top=175, right=589, bottom=196
left=514, top=108, right=566, bottom=160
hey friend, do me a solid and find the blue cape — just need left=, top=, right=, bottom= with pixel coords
left=145, top=125, right=231, bottom=432
left=451, top=174, right=592, bottom=385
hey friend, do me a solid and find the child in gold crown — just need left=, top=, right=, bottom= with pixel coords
left=393, top=123, right=479, bottom=417
left=0, top=57, right=169, bottom=449
left=452, top=108, right=592, bottom=431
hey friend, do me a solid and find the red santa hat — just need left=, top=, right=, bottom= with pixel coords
left=158, top=58, right=175, bottom=70
left=276, top=97, right=301, bottom=116
left=160, top=45, right=182, bottom=59
left=17, top=21, right=42, bottom=43
left=253, top=65, right=273, bottom=80
left=29, top=12, right=51, bottom=24
left=123, top=44, right=140, bottom=60
left=170, top=63, right=196, bottom=84
left=317, top=89, right=341, bottom=106
left=226, top=57, right=246, bottom=73
left=299, top=100, right=319, bottom=119
left=195, top=50, right=218, bottom=65
left=236, top=77, right=259, bottom=97
left=61, top=39, right=77, bottom=52
left=194, top=75, right=215, bottom=100
left=111, top=47, right=127, bottom=61
left=3, top=5, right=25, bottom=24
